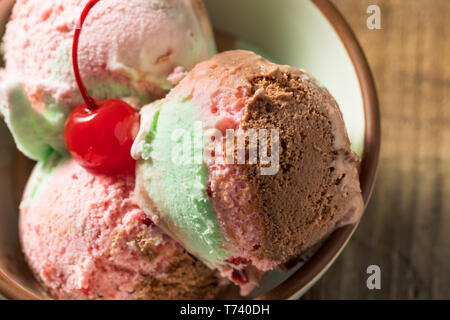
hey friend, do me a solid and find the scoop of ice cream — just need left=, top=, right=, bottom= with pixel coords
left=19, top=155, right=224, bottom=300
left=132, top=50, right=364, bottom=294
left=0, top=0, right=216, bottom=161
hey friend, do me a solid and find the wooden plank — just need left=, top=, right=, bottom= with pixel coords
left=304, top=0, right=450, bottom=299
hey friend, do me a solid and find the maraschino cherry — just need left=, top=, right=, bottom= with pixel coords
left=64, top=0, right=140, bottom=175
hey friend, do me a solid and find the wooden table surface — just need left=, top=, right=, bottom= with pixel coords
left=304, top=0, right=450, bottom=299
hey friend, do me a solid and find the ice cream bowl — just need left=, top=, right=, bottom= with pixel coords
left=0, top=0, right=380, bottom=300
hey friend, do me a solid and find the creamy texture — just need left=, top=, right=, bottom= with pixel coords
left=132, top=97, right=262, bottom=295
left=20, top=156, right=223, bottom=300
left=133, top=100, right=229, bottom=267
left=133, top=51, right=364, bottom=294
left=0, top=0, right=216, bottom=161
left=0, top=80, right=64, bottom=160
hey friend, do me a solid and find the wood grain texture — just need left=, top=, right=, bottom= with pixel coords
left=304, top=0, right=450, bottom=299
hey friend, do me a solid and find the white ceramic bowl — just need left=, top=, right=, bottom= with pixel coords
left=0, top=0, right=380, bottom=300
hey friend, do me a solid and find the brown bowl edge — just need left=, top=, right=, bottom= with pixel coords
left=0, top=0, right=381, bottom=300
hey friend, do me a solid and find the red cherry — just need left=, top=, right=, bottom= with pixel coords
left=64, top=100, right=140, bottom=175
left=64, top=0, right=140, bottom=174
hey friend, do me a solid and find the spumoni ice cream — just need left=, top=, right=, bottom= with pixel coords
left=132, top=50, right=364, bottom=294
left=20, top=155, right=225, bottom=300
left=0, top=0, right=216, bottom=161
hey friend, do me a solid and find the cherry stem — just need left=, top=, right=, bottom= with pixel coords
left=72, top=0, right=102, bottom=110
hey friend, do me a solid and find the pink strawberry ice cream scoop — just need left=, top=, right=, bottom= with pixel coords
left=0, top=0, right=216, bottom=161
left=19, top=155, right=224, bottom=300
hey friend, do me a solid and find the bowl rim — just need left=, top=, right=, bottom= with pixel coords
left=0, top=0, right=380, bottom=300
left=256, top=0, right=381, bottom=300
